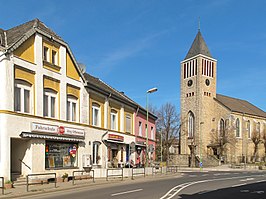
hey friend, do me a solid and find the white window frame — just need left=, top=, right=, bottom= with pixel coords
left=51, top=50, right=58, bottom=65
left=14, top=80, right=32, bottom=114
left=92, top=141, right=101, bottom=165
left=126, top=114, right=132, bottom=133
left=43, top=89, right=57, bottom=118
left=110, top=109, right=118, bottom=130
left=139, top=121, right=142, bottom=137
left=92, top=103, right=101, bottom=127
left=67, top=96, right=78, bottom=122
left=151, top=126, right=154, bottom=140
left=43, top=46, right=49, bottom=62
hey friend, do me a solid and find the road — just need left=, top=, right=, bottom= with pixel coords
left=22, top=171, right=266, bottom=199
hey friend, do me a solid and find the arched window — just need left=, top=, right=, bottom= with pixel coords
left=92, top=102, right=101, bottom=127
left=236, top=118, right=240, bottom=137
left=110, top=109, right=118, bottom=130
left=14, top=80, right=32, bottom=113
left=247, top=120, right=251, bottom=138
left=188, top=111, right=195, bottom=138
left=257, top=122, right=260, bottom=133
left=219, top=119, right=225, bottom=137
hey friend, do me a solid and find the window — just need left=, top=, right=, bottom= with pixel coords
left=43, top=89, right=57, bottom=118
left=52, top=50, right=57, bottom=65
left=92, top=141, right=101, bottom=165
left=151, top=126, right=154, bottom=140
left=247, top=120, right=251, bottom=138
left=92, top=103, right=100, bottom=127
left=43, top=46, right=49, bottom=61
left=110, top=109, right=118, bottom=130
left=125, top=114, right=132, bottom=133
left=139, top=122, right=142, bottom=136
left=45, top=141, right=78, bottom=168
left=14, top=80, right=32, bottom=113
left=188, top=111, right=194, bottom=138
left=67, top=96, right=78, bottom=122
left=256, top=122, right=260, bottom=133
left=219, top=119, right=225, bottom=137
left=236, top=118, right=240, bottom=137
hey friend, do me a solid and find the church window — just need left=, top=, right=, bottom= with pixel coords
left=256, top=122, right=260, bottom=133
left=236, top=118, right=240, bottom=137
left=188, top=111, right=195, bottom=138
left=184, top=63, right=186, bottom=79
left=247, top=120, right=251, bottom=138
left=219, top=119, right=225, bottom=137
left=195, top=59, right=197, bottom=75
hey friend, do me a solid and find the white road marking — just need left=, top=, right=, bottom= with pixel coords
left=111, top=189, right=143, bottom=196
left=189, top=175, right=197, bottom=177
left=231, top=183, right=246, bottom=187
left=240, top=178, right=254, bottom=182
left=256, top=180, right=266, bottom=183
left=202, top=174, right=209, bottom=176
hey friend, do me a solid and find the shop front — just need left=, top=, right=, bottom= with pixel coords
left=104, top=133, right=135, bottom=168
left=135, top=139, right=146, bottom=168
left=15, top=122, right=85, bottom=176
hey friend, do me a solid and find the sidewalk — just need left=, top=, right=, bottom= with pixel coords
left=0, top=165, right=261, bottom=199
left=0, top=172, right=179, bottom=199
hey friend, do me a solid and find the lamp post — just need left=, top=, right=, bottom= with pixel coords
left=199, top=122, right=204, bottom=171
left=146, top=87, right=158, bottom=167
left=161, top=132, right=163, bottom=163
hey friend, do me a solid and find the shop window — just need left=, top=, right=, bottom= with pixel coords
left=43, top=89, right=57, bottom=118
left=92, top=102, right=101, bottom=127
left=67, top=96, right=78, bottom=122
left=110, top=109, right=118, bottom=130
left=45, top=141, right=78, bottom=169
left=139, top=121, right=142, bottom=137
left=14, top=80, right=32, bottom=114
left=125, top=114, right=132, bottom=133
left=92, top=141, right=101, bottom=165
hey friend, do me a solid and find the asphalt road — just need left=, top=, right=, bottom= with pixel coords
left=22, top=171, right=266, bottom=199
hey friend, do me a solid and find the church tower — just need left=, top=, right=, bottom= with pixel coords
left=180, top=30, right=217, bottom=165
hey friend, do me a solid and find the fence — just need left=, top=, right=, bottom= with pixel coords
left=106, top=168, right=123, bottom=181
left=72, top=170, right=95, bottom=185
left=131, top=168, right=145, bottom=180
left=166, top=166, right=179, bottom=173
left=152, top=166, right=163, bottom=175
left=26, top=173, right=56, bottom=192
left=0, top=177, right=4, bottom=195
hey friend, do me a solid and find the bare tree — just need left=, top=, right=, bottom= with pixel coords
left=251, top=126, right=261, bottom=162
left=261, top=127, right=266, bottom=160
left=156, top=102, right=180, bottom=165
left=210, top=119, right=236, bottom=163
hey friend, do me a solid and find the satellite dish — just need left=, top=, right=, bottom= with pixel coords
left=78, top=63, right=86, bottom=74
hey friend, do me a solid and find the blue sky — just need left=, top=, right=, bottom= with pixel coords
left=2, top=0, right=266, bottom=111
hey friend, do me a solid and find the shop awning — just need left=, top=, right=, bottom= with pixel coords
left=104, top=139, right=125, bottom=144
left=20, top=132, right=85, bottom=142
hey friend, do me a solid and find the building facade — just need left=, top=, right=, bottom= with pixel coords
left=180, top=31, right=266, bottom=167
left=0, top=19, right=156, bottom=181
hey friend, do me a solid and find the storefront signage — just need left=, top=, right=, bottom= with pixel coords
left=31, top=123, right=85, bottom=137
left=108, top=134, right=124, bottom=142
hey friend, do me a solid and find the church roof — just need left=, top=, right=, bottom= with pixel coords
left=215, top=94, right=266, bottom=118
left=184, top=31, right=212, bottom=60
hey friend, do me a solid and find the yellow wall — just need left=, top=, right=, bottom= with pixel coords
left=89, top=94, right=105, bottom=128
left=66, top=52, right=80, bottom=81
left=67, top=84, right=80, bottom=99
left=43, top=77, right=60, bottom=92
left=14, top=35, right=35, bottom=64
left=43, top=39, right=60, bottom=72
left=15, top=67, right=35, bottom=85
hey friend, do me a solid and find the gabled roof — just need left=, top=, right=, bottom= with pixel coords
left=184, top=31, right=212, bottom=60
left=6, top=19, right=63, bottom=47
left=215, top=94, right=266, bottom=118
left=84, top=73, right=157, bottom=120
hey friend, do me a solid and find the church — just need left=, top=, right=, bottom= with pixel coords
left=179, top=30, right=266, bottom=167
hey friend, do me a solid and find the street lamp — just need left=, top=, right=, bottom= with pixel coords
left=146, top=87, right=158, bottom=167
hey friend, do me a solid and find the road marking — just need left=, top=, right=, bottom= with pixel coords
left=202, top=174, right=208, bottom=176
left=160, top=174, right=264, bottom=199
left=240, top=178, right=254, bottom=182
left=189, top=175, right=197, bottom=177
left=256, top=180, right=266, bottom=183
left=231, top=183, right=246, bottom=187
left=111, top=189, right=143, bottom=196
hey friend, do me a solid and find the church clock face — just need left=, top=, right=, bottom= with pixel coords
left=205, top=79, right=210, bottom=86
left=187, top=79, right=193, bottom=87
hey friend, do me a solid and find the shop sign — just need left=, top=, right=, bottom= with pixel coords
left=32, top=123, right=58, bottom=134
left=31, top=123, right=85, bottom=137
left=64, top=127, right=85, bottom=137
left=108, top=134, right=124, bottom=142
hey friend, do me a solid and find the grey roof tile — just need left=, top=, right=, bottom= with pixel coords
left=185, top=31, right=212, bottom=60
left=215, top=94, right=266, bottom=118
